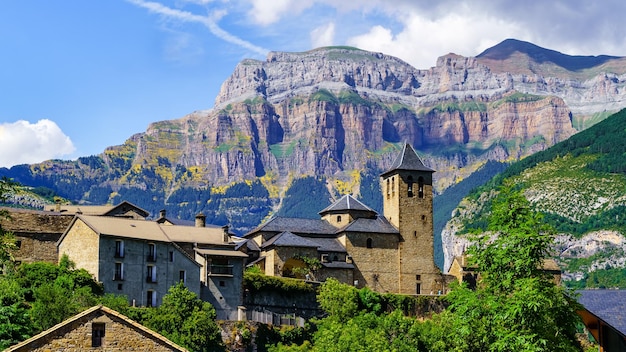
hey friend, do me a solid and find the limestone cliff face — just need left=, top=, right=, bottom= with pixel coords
left=112, top=47, right=593, bottom=194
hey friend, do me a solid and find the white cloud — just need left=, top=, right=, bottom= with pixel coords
left=310, top=22, right=335, bottom=48
left=0, top=120, right=75, bottom=168
left=127, top=0, right=270, bottom=56
left=347, top=9, right=527, bottom=68
left=247, top=0, right=315, bottom=26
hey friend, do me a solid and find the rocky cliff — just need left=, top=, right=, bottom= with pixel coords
left=2, top=40, right=625, bottom=235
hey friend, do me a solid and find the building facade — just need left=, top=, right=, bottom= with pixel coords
left=245, top=143, right=442, bottom=295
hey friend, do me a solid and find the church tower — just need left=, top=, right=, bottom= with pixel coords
left=380, top=143, right=440, bottom=294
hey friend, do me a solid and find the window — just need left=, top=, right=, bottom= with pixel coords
left=146, top=265, right=157, bottom=283
left=386, top=179, right=390, bottom=199
left=336, top=215, right=342, bottom=223
left=219, top=280, right=225, bottom=287
left=416, top=283, right=421, bottom=295
left=179, top=270, right=186, bottom=283
left=391, top=177, right=395, bottom=197
left=117, top=283, right=123, bottom=290
left=114, top=263, right=123, bottom=281
left=115, top=240, right=124, bottom=258
left=209, top=258, right=233, bottom=276
left=146, top=290, right=156, bottom=307
left=333, top=255, right=338, bottom=262
left=418, top=177, right=424, bottom=198
left=169, top=251, right=174, bottom=262
left=92, top=323, right=105, bottom=347
left=416, top=274, right=421, bottom=281
left=366, top=238, right=373, bottom=249
left=15, top=240, right=22, bottom=249
left=147, top=243, right=156, bottom=262
left=407, top=176, right=414, bottom=197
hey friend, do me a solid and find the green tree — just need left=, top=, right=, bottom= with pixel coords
left=433, top=182, right=582, bottom=352
left=0, top=277, right=34, bottom=349
left=316, top=278, right=359, bottom=321
left=0, top=178, right=18, bottom=271
left=147, top=282, right=222, bottom=352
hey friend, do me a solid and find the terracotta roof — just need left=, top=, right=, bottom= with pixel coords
left=578, top=289, right=626, bottom=337
left=4, top=305, right=188, bottom=351
left=318, top=194, right=377, bottom=215
left=381, top=142, right=434, bottom=177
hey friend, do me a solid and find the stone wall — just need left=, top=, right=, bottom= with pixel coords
left=58, top=218, right=100, bottom=280
left=344, top=231, right=400, bottom=293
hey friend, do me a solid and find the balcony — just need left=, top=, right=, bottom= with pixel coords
left=209, top=264, right=234, bottom=276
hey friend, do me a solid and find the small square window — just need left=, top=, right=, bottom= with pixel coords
left=416, top=275, right=421, bottom=281
left=117, top=283, right=123, bottom=290
left=219, top=280, right=225, bottom=287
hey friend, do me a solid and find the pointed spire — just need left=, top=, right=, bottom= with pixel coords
left=381, top=143, right=434, bottom=177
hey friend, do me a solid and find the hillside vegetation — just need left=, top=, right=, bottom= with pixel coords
left=451, top=108, right=626, bottom=288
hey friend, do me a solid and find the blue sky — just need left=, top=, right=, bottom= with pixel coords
left=1, top=0, right=625, bottom=168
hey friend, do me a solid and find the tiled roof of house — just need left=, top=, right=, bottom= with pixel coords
left=313, top=237, right=347, bottom=252
left=0, top=207, right=74, bottom=233
left=578, top=289, right=626, bottom=336
left=246, top=217, right=338, bottom=236
left=45, top=201, right=149, bottom=218
left=161, top=225, right=226, bottom=245
left=318, top=194, right=377, bottom=215
left=381, top=142, right=434, bottom=176
left=262, top=231, right=320, bottom=249
left=340, top=216, right=399, bottom=234
left=74, top=215, right=170, bottom=242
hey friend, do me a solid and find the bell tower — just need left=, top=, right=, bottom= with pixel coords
left=380, top=143, right=440, bottom=294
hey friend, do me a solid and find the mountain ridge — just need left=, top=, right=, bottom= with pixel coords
left=1, top=39, right=625, bottom=239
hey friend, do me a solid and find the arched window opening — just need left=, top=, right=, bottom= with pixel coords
left=391, top=177, right=395, bottom=197
left=418, top=177, right=424, bottom=198
left=407, top=176, right=414, bottom=197
left=366, top=238, right=373, bottom=249
left=386, top=179, right=390, bottom=199
left=337, top=215, right=342, bottom=223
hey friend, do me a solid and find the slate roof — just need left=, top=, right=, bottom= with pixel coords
left=45, top=201, right=149, bottom=218
left=319, top=194, right=377, bottom=215
left=381, top=142, right=435, bottom=177
left=578, top=289, right=626, bottom=336
left=322, top=261, right=355, bottom=269
left=313, top=237, right=347, bottom=252
left=341, top=216, right=399, bottom=234
left=261, top=231, right=320, bottom=249
left=246, top=217, right=337, bottom=236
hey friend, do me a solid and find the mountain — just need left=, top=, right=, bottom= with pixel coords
left=1, top=40, right=625, bottom=240
left=442, top=108, right=626, bottom=288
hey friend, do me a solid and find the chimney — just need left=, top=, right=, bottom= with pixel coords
left=195, top=213, right=206, bottom=228
left=159, top=209, right=166, bottom=218
left=222, top=225, right=230, bottom=243
left=54, top=198, right=61, bottom=212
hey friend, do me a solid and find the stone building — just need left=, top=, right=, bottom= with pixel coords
left=0, top=207, right=74, bottom=265
left=4, top=305, right=188, bottom=351
left=57, top=214, right=246, bottom=318
left=245, top=143, right=443, bottom=295
left=45, top=200, right=150, bottom=219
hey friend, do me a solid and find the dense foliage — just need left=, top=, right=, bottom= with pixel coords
left=270, top=184, right=585, bottom=352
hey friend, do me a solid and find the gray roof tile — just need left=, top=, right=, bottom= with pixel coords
left=381, top=143, right=434, bottom=176
left=578, top=289, right=626, bottom=336
left=318, top=194, right=377, bottom=215
left=261, top=231, right=320, bottom=249
left=341, top=216, right=399, bottom=234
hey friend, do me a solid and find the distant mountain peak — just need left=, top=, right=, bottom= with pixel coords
left=477, top=38, right=622, bottom=72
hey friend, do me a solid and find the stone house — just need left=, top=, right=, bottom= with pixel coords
left=4, top=305, right=188, bottom=351
left=245, top=143, right=443, bottom=295
left=0, top=207, right=74, bottom=265
left=58, top=215, right=202, bottom=307
left=57, top=214, right=247, bottom=318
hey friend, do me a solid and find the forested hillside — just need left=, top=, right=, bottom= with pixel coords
left=443, top=108, right=626, bottom=288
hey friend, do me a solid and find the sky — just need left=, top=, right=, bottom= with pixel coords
left=1, top=0, right=625, bottom=168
